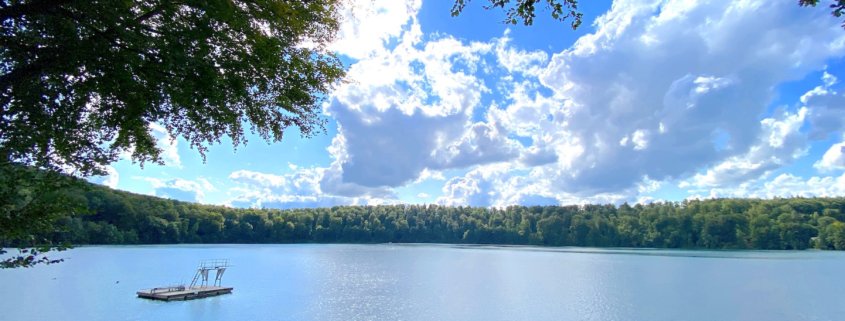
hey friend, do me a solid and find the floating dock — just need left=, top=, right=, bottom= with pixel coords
left=138, top=259, right=233, bottom=301
left=137, top=285, right=233, bottom=301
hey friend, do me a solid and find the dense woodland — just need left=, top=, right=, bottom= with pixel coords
left=12, top=183, right=845, bottom=251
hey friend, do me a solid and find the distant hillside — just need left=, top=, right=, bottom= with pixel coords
left=26, top=182, right=845, bottom=250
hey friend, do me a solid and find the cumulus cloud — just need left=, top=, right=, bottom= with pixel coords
left=413, top=168, right=446, bottom=183
left=436, top=164, right=514, bottom=207
left=227, top=167, right=395, bottom=209
left=324, top=14, right=532, bottom=191
left=149, top=123, right=181, bottom=168
left=228, top=169, right=321, bottom=208
left=89, top=165, right=119, bottom=189
left=688, top=172, right=845, bottom=200
left=224, top=0, right=845, bottom=208
left=331, top=0, right=422, bottom=60
left=495, top=29, right=549, bottom=77
left=435, top=163, right=638, bottom=207
left=426, top=0, right=845, bottom=206
left=141, top=177, right=216, bottom=203
left=755, top=173, right=845, bottom=198
left=681, top=107, right=809, bottom=188
left=525, top=0, right=845, bottom=196
left=804, top=72, right=845, bottom=140
left=432, top=121, right=521, bottom=168
left=815, top=138, right=845, bottom=172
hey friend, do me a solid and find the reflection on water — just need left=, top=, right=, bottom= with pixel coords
left=0, top=244, right=843, bottom=321
left=447, top=244, right=831, bottom=260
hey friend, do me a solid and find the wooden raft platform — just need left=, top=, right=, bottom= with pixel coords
left=137, top=286, right=233, bottom=301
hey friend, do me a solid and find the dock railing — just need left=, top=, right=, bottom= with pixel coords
left=149, top=285, right=186, bottom=294
left=190, top=259, right=231, bottom=288
left=199, top=259, right=230, bottom=269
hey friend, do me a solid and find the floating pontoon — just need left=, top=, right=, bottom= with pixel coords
left=137, top=259, right=233, bottom=301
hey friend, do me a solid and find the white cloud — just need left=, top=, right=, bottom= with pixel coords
left=413, top=168, right=446, bottom=183
left=815, top=138, right=845, bottom=172
left=210, top=0, right=845, bottom=208
left=149, top=123, right=181, bottom=168
left=229, top=170, right=287, bottom=188
left=822, top=71, right=838, bottom=87
left=436, top=164, right=514, bottom=207
left=495, top=29, right=549, bottom=77
left=619, top=129, right=649, bottom=150
left=325, top=17, right=528, bottom=191
left=331, top=0, right=422, bottom=59
left=227, top=166, right=395, bottom=209
left=513, top=0, right=845, bottom=196
left=141, top=177, right=215, bottom=203
left=435, top=163, right=643, bottom=207
left=432, top=121, right=521, bottom=168
left=637, top=176, right=662, bottom=194
left=682, top=107, right=809, bottom=188
left=89, top=165, right=119, bottom=189
left=681, top=66, right=845, bottom=194
left=116, top=123, right=182, bottom=168
left=804, top=74, right=845, bottom=140
left=755, top=173, right=845, bottom=198
left=689, top=172, right=845, bottom=200
left=321, top=0, right=845, bottom=206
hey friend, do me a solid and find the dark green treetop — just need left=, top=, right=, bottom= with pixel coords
left=0, top=0, right=344, bottom=267
left=1, top=0, right=346, bottom=176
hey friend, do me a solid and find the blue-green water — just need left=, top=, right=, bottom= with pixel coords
left=1, top=244, right=844, bottom=321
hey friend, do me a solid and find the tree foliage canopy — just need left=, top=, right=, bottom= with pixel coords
left=15, top=180, right=845, bottom=252
left=0, top=0, right=345, bottom=267
left=451, top=0, right=583, bottom=28
left=0, top=164, right=82, bottom=267
left=0, top=0, right=345, bottom=176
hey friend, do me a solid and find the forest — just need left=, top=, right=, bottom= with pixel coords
left=15, top=182, right=845, bottom=251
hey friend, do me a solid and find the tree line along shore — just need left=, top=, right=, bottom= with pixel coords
left=15, top=183, right=845, bottom=251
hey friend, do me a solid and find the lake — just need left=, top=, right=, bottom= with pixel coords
left=0, top=244, right=843, bottom=321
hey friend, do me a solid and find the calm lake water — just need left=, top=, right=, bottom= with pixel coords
left=1, top=244, right=844, bottom=321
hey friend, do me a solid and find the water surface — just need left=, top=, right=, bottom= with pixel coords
left=1, top=244, right=843, bottom=321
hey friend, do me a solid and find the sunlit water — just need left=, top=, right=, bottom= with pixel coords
left=1, top=244, right=844, bottom=321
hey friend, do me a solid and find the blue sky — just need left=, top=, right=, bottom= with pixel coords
left=90, top=0, right=845, bottom=208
